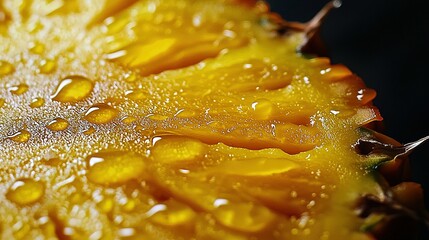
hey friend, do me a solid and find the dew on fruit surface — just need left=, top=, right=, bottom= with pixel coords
left=51, top=76, right=94, bottom=103
left=151, top=136, right=207, bottom=164
left=38, top=59, right=56, bottom=74
left=146, top=200, right=196, bottom=226
left=175, top=109, right=196, bottom=118
left=83, top=126, right=96, bottom=135
left=0, top=98, right=5, bottom=107
left=121, top=116, right=137, bottom=124
left=330, top=108, right=356, bottom=119
left=29, top=41, right=45, bottom=54
left=123, top=72, right=137, bottom=82
left=355, top=88, right=376, bottom=105
left=6, top=178, right=45, bottom=205
left=9, top=83, right=29, bottom=95
left=86, top=150, right=146, bottom=185
left=147, top=114, right=168, bottom=121
left=320, top=64, right=352, bottom=82
left=84, top=103, right=119, bottom=124
left=46, top=118, right=69, bottom=131
left=212, top=202, right=275, bottom=232
left=251, top=99, right=275, bottom=120
left=0, top=60, right=14, bottom=76
left=125, top=89, right=146, bottom=100
left=330, top=110, right=340, bottom=115
left=213, top=198, right=229, bottom=208
left=7, top=129, right=31, bottom=143
left=29, top=97, right=45, bottom=108
left=319, top=68, right=331, bottom=75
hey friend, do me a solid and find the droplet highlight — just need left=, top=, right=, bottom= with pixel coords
left=151, top=137, right=207, bottom=164
left=29, top=41, right=45, bottom=54
left=86, top=150, right=146, bottom=185
left=213, top=202, right=275, bottom=233
left=83, top=126, right=96, bottom=135
left=46, top=118, right=69, bottom=131
left=147, top=200, right=196, bottom=226
left=9, top=83, right=29, bottom=95
left=51, top=76, right=94, bottom=103
left=8, top=129, right=31, bottom=143
left=39, top=59, right=56, bottom=74
left=6, top=178, right=45, bottom=205
left=251, top=99, right=276, bottom=120
left=29, top=97, right=45, bottom=108
left=84, top=103, right=119, bottom=124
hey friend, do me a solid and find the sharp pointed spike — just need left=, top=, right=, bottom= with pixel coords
left=394, top=135, right=429, bottom=160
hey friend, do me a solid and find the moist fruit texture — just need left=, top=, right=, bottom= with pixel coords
left=0, top=0, right=426, bottom=239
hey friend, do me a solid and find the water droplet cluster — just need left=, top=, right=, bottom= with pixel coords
left=0, top=0, right=381, bottom=239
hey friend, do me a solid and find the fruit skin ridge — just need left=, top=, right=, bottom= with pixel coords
left=0, top=0, right=426, bottom=239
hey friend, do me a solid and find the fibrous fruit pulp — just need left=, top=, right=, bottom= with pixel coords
left=0, top=0, right=426, bottom=239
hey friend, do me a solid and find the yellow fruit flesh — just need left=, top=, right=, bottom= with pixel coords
left=0, top=0, right=383, bottom=239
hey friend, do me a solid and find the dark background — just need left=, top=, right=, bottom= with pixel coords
left=266, top=0, right=429, bottom=205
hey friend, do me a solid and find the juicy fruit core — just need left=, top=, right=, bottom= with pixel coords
left=0, top=0, right=382, bottom=239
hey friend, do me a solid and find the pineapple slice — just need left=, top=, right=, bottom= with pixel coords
left=0, top=0, right=425, bottom=239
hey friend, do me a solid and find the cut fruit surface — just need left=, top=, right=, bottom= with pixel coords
left=0, top=0, right=421, bottom=239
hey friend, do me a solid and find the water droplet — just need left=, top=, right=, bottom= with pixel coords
left=320, top=64, right=352, bottom=82
left=46, top=118, right=69, bottom=131
left=124, top=72, right=137, bottom=82
left=355, top=88, right=376, bottom=105
left=0, top=60, right=14, bottom=76
left=121, top=116, right=137, bottom=124
left=208, top=120, right=225, bottom=129
left=147, top=114, right=168, bottom=121
left=39, top=59, right=56, bottom=74
left=86, top=150, right=146, bottom=185
left=250, top=99, right=276, bottom=120
left=0, top=98, right=5, bottom=107
left=83, top=126, right=96, bottom=135
left=175, top=109, right=196, bottom=118
left=147, top=200, right=196, bottom=226
left=330, top=110, right=340, bottom=115
left=9, top=83, right=29, bottom=95
left=51, top=76, right=94, bottom=103
left=330, top=108, right=356, bottom=119
left=125, top=89, right=146, bottom=101
left=151, top=137, right=207, bottom=164
left=213, top=202, right=275, bottom=232
left=8, top=129, right=31, bottom=143
left=29, top=41, right=45, bottom=54
left=84, top=103, right=119, bottom=124
left=29, top=97, right=45, bottom=108
left=6, top=178, right=45, bottom=205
